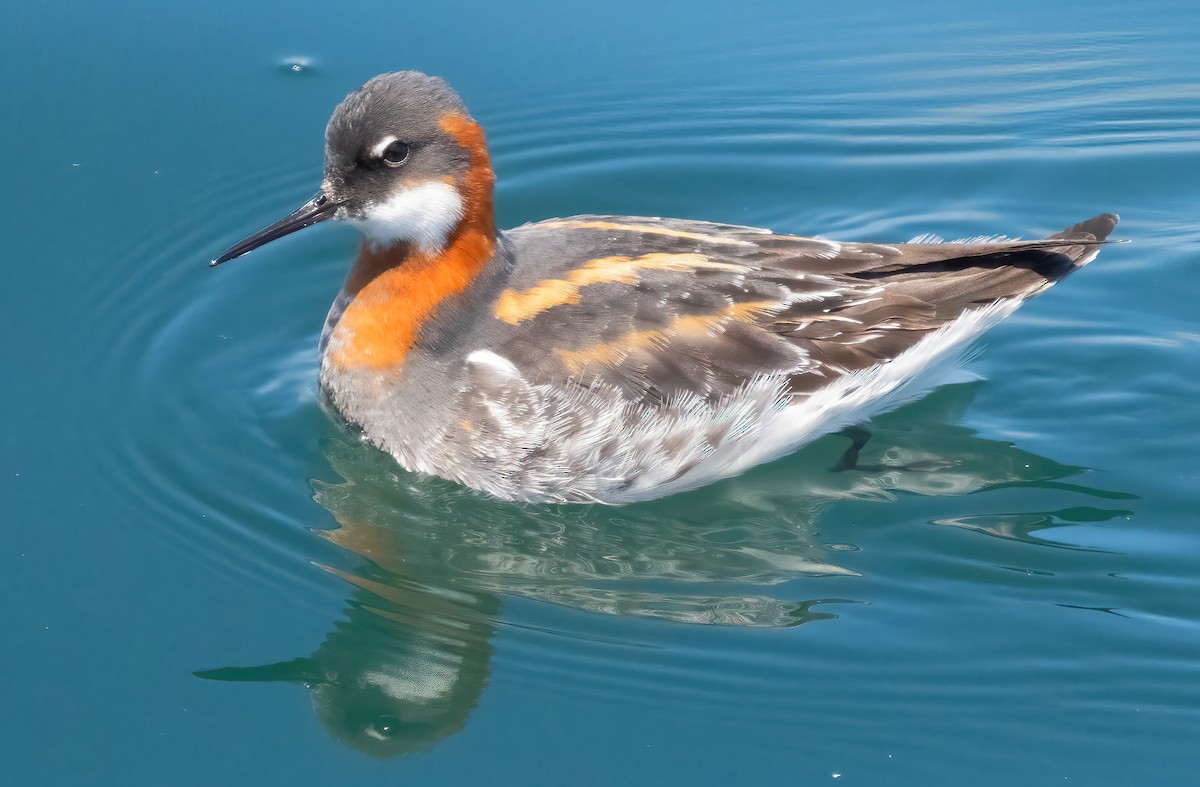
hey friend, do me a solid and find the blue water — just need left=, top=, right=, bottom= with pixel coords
left=6, top=0, right=1200, bottom=783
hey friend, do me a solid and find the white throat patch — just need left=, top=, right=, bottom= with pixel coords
left=349, top=180, right=464, bottom=254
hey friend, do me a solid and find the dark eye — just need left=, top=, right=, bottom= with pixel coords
left=381, top=140, right=410, bottom=166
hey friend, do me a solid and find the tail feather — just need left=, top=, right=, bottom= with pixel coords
left=1048, top=212, right=1119, bottom=243
left=1045, top=212, right=1119, bottom=267
left=841, top=213, right=1120, bottom=319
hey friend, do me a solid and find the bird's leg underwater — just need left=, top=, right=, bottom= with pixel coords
left=833, top=426, right=874, bottom=472
left=832, top=425, right=953, bottom=473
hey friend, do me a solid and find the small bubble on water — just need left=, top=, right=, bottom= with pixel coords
left=280, top=56, right=316, bottom=75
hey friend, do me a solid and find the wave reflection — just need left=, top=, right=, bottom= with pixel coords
left=195, top=384, right=1133, bottom=756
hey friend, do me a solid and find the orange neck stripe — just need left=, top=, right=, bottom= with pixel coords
left=328, top=115, right=496, bottom=371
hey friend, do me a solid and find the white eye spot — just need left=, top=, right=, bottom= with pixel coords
left=371, top=135, right=398, bottom=159
left=370, top=136, right=411, bottom=167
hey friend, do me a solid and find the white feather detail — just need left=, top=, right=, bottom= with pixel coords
left=629, top=299, right=1023, bottom=502
left=466, top=349, right=520, bottom=375
left=907, top=233, right=945, bottom=244
left=370, top=135, right=398, bottom=158
left=952, top=234, right=1018, bottom=244
left=349, top=181, right=464, bottom=254
left=413, top=299, right=1023, bottom=504
left=907, top=233, right=1018, bottom=244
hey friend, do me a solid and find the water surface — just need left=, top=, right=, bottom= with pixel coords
left=5, top=0, right=1200, bottom=783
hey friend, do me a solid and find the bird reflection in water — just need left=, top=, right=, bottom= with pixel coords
left=195, top=384, right=1134, bottom=756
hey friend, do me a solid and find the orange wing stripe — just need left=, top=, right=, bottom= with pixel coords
left=495, top=253, right=744, bottom=325
left=554, top=300, right=781, bottom=375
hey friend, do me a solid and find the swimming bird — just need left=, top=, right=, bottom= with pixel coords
left=213, top=70, right=1117, bottom=504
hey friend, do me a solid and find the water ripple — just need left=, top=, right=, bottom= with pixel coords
left=73, top=15, right=1194, bottom=758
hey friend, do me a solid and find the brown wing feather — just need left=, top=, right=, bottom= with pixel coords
left=494, top=213, right=1115, bottom=403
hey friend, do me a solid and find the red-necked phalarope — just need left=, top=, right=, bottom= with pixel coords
left=213, top=71, right=1118, bottom=504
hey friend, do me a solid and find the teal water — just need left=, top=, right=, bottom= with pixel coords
left=6, top=0, right=1200, bottom=782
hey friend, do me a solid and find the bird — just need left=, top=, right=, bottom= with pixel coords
left=212, top=70, right=1118, bottom=505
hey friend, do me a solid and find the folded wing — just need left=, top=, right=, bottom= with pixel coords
left=492, top=213, right=1117, bottom=403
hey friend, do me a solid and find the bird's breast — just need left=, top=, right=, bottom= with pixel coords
left=324, top=230, right=496, bottom=372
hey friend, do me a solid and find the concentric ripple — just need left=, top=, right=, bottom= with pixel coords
left=69, top=18, right=1200, bottom=760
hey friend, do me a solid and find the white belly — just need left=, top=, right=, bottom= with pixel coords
left=398, top=299, right=1021, bottom=504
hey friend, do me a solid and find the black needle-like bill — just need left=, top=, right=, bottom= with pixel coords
left=211, top=193, right=339, bottom=267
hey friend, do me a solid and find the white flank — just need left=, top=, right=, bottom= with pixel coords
left=349, top=180, right=464, bottom=254
left=392, top=300, right=1026, bottom=504
left=627, top=298, right=1023, bottom=502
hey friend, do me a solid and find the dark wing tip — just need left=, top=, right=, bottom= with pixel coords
left=1049, top=213, right=1120, bottom=242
